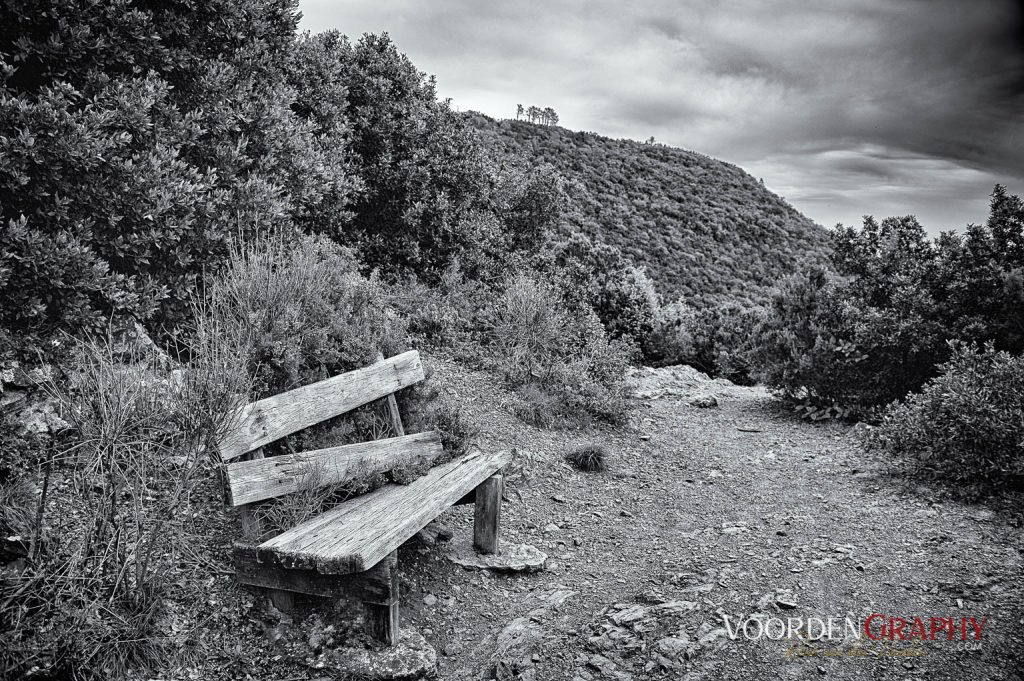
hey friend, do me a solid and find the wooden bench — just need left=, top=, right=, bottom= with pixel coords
left=217, top=350, right=511, bottom=645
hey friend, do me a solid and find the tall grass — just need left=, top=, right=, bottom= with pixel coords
left=0, top=325, right=249, bottom=679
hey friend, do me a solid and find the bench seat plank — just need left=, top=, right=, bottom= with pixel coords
left=224, top=431, right=443, bottom=506
left=255, top=449, right=513, bottom=574
left=218, top=350, right=424, bottom=461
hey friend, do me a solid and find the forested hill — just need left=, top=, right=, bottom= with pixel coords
left=467, top=113, right=832, bottom=307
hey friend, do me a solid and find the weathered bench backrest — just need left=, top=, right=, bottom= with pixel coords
left=218, top=350, right=424, bottom=461
left=218, top=350, right=441, bottom=506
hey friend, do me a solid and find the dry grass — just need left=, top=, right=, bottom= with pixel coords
left=566, top=443, right=610, bottom=473
left=0, top=326, right=250, bottom=680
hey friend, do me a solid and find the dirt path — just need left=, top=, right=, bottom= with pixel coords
left=401, top=356, right=1024, bottom=680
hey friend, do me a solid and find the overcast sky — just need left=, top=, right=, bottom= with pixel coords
left=299, top=0, right=1023, bottom=233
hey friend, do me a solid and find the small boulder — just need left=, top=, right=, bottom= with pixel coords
left=656, top=636, right=689, bottom=659
left=321, top=629, right=437, bottom=680
left=689, top=394, right=718, bottom=408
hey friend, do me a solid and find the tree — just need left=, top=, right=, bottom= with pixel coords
left=516, top=103, right=523, bottom=120
left=0, top=0, right=358, bottom=347
left=303, top=32, right=497, bottom=281
left=752, top=186, right=1024, bottom=416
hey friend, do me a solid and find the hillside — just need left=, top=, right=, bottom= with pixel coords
left=467, top=114, right=833, bottom=307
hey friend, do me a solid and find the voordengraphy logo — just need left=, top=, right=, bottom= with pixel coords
left=721, top=613, right=989, bottom=643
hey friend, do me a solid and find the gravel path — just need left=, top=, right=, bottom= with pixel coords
left=400, top=355, right=1024, bottom=680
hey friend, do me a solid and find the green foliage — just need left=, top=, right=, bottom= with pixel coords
left=648, top=302, right=765, bottom=384
left=207, top=235, right=406, bottom=398
left=485, top=274, right=632, bottom=425
left=752, top=186, right=1024, bottom=417
left=537, top=233, right=660, bottom=350
left=0, top=0, right=360, bottom=351
left=466, top=113, right=832, bottom=308
left=866, top=344, right=1024, bottom=495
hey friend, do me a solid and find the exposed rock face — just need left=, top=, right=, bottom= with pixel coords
left=626, top=364, right=765, bottom=402
left=486, top=588, right=575, bottom=678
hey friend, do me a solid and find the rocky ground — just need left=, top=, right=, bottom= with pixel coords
left=9, top=351, right=1022, bottom=680
left=390, top=356, right=1024, bottom=680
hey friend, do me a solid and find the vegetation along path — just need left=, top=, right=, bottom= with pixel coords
left=398, top=355, right=1024, bottom=680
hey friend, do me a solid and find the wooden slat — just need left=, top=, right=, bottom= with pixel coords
left=217, top=350, right=425, bottom=461
left=233, top=544, right=398, bottom=602
left=224, top=432, right=442, bottom=506
left=255, top=449, right=513, bottom=574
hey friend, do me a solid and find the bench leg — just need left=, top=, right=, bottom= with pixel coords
left=268, top=588, right=297, bottom=614
left=473, top=474, right=503, bottom=555
left=365, top=600, right=400, bottom=646
left=362, top=550, right=400, bottom=646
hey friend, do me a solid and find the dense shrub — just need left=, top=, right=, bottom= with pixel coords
left=0, top=0, right=359, bottom=350
left=537, top=232, right=660, bottom=349
left=208, top=235, right=407, bottom=398
left=485, top=274, right=632, bottom=425
left=751, top=267, right=938, bottom=419
left=866, top=344, right=1024, bottom=494
left=751, top=186, right=1024, bottom=418
left=647, top=301, right=765, bottom=384
left=390, top=263, right=490, bottom=348
left=294, top=32, right=556, bottom=283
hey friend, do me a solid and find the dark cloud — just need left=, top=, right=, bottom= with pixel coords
left=298, top=0, right=1024, bottom=232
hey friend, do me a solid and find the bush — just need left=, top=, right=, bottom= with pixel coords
left=866, top=344, right=1024, bottom=495
left=0, top=1, right=358, bottom=351
left=485, top=274, right=632, bottom=426
left=390, top=263, right=489, bottom=348
left=301, top=32, right=502, bottom=281
left=648, top=301, right=764, bottom=384
left=538, top=233, right=660, bottom=349
left=750, top=187, right=1024, bottom=418
left=197, top=236, right=474, bottom=529
left=398, top=377, right=478, bottom=466
left=207, top=235, right=408, bottom=399
left=512, top=384, right=561, bottom=429
left=752, top=264, right=964, bottom=419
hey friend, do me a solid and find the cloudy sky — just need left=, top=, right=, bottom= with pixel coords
left=299, top=0, right=1024, bottom=232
